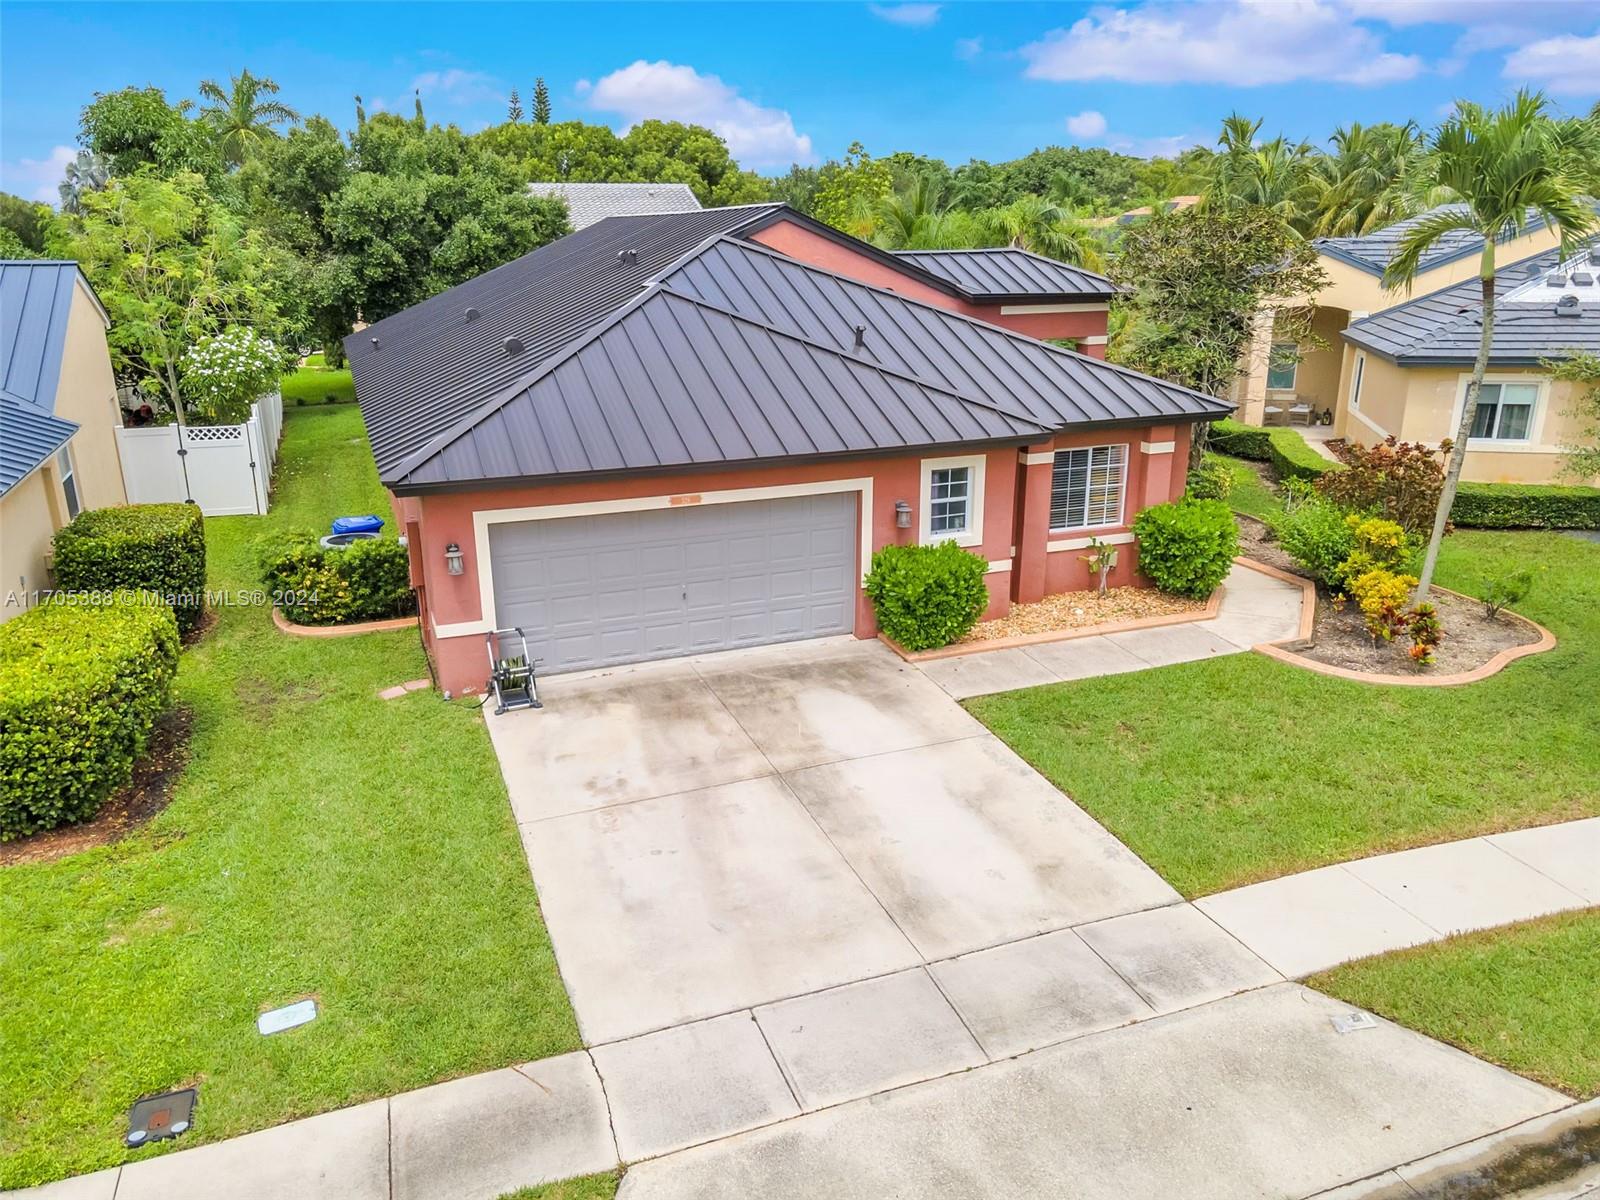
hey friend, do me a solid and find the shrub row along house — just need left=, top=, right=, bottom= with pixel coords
left=1233, top=206, right=1598, bottom=485
left=348, top=202, right=1229, bottom=693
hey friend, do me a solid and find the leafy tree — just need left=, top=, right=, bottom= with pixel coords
left=197, top=69, right=299, bottom=166
left=0, top=193, right=49, bottom=252
left=767, top=163, right=822, bottom=212
left=78, top=86, right=222, bottom=178
left=532, top=77, right=551, bottom=125
left=47, top=172, right=290, bottom=423
left=0, top=227, right=40, bottom=258
left=812, top=142, right=893, bottom=235
left=238, top=115, right=350, bottom=256
left=507, top=88, right=523, bottom=123
left=474, top=119, right=628, bottom=180
left=1110, top=206, right=1327, bottom=399
left=57, top=150, right=111, bottom=214
left=620, top=120, right=768, bottom=205
left=1550, top=351, right=1600, bottom=482
left=1384, top=90, right=1600, bottom=598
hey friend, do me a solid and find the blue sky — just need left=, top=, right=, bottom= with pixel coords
left=4, top=1, right=1598, bottom=203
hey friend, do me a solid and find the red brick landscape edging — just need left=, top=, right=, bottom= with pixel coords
left=271, top=607, right=419, bottom=638
left=879, top=587, right=1224, bottom=663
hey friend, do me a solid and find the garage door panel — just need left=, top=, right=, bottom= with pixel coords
left=489, top=493, right=857, bottom=673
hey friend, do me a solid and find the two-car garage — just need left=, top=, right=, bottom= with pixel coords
left=486, top=492, right=859, bottom=674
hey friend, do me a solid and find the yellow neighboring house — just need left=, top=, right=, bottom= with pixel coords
left=0, top=260, right=127, bottom=622
left=1230, top=206, right=1599, bottom=484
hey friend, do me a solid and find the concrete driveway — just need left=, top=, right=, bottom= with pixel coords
left=489, top=638, right=1179, bottom=1045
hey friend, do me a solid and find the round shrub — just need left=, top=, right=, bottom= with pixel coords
left=53, top=503, right=207, bottom=634
left=0, top=593, right=179, bottom=838
left=1270, top=493, right=1357, bottom=587
left=1186, top=461, right=1234, bottom=502
left=1131, top=499, right=1239, bottom=598
left=257, top=531, right=415, bottom=625
left=863, top=541, right=989, bottom=651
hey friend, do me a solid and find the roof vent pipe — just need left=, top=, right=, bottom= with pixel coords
left=853, top=324, right=867, bottom=350
left=504, top=335, right=526, bottom=355
left=464, top=307, right=481, bottom=322
left=1556, top=294, right=1582, bottom=317
left=618, top=249, right=639, bottom=266
left=370, top=337, right=379, bottom=350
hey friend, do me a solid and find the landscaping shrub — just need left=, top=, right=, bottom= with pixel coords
left=1480, top=568, right=1534, bottom=619
left=863, top=541, right=989, bottom=651
left=1347, top=567, right=1418, bottom=643
left=1186, top=461, right=1234, bottom=502
left=258, top=532, right=414, bottom=625
left=1207, top=418, right=1272, bottom=460
left=1271, top=492, right=1357, bottom=586
left=1333, top=515, right=1421, bottom=588
left=1451, top=482, right=1600, bottom=529
left=0, top=593, right=179, bottom=838
left=1206, top=419, right=1334, bottom=483
left=1318, top=437, right=1446, bottom=533
left=52, top=503, right=207, bottom=633
left=1130, top=499, right=1238, bottom=598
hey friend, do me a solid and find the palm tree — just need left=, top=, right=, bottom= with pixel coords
left=872, top=172, right=948, bottom=250
left=197, top=69, right=299, bottom=166
left=58, top=150, right=110, bottom=214
left=1205, top=113, right=1316, bottom=230
left=1385, top=90, right=1600, bottom=600
left=1306, top=122, right=1431, bottom=237
left=983, top=194, right=1106, bottom=269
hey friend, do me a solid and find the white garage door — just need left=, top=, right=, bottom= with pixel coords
left=488, top=493, right=857, bottom=673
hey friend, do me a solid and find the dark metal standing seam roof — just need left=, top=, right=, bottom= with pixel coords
left=348, top=205, right=785, bottom=475
left=890, top=248, right=1117, bottom=300
left=1313, top=205, right=1556, bottom=278
left=387, top=289, right=1048, bottom=487
left=0, top=396, right=78, bottom=494
left=1343, top=245, right=1600, bottom=366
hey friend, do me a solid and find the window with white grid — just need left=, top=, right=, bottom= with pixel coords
left=928, top=466, right=971, bottom=536
left=1050, top=444, right=1126, bottom=531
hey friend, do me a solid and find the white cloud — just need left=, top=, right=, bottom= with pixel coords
left=1065, top=110, right=1109, bottom=139
left=1504, top=26, right=1600, bottom=95
left=409, top=68, right=504, bottom=107
left=585, top=60, right=814, bottom=168
left=1, top=144, right=75, bottom=206
left=1020, top=0, right=1422, bottom=87
left=1109, top=131, right=1203, bottom=159
left=955, top=36, right=983, bottom=59
left=868, top=3, right=941, bottom=26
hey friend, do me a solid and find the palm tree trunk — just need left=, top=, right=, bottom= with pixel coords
left=1414, top=273, right=1495, bottom=601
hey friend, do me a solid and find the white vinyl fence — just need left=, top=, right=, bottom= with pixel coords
left=116, top=391, right=284, bottom=516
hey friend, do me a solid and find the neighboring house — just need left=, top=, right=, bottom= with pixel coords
left=348, top=204, right=1227, bottom=693
left=1232, top=204, right=1564, bottom=435
left=1089, top=195, right=1201, bottom=228
left=0, top=260, right=126, bottom=623
left=526, top=181, right=701, bottom=230
left=1341, top=244, right=1599, bottom=483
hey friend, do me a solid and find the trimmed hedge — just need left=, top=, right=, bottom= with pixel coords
left=863, top=541, right=989, bottom=652
left=1206, top=418, right=1336, bottom=483
left=1131, top=498, right=1239, bottom=598
left=0, top=593, right=179, bottom=838
left=257, top=532, right=415, bottom=625
left=53, top=503, right=207, bottom=633
left=1452, top=482, right=1600, bottom=530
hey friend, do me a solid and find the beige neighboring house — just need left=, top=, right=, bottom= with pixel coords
left=0, top=260, right=127, bottom=622
left=1230, top=206, right=1594, bottom=482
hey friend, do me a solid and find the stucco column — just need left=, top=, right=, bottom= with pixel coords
left=1236, top=306, right=1277, bottom=426
left=1078, top=335, right=1108, bottom=360
left=1140, top=425, right=1179, bottom=509
left=1012, top=442, right=1056, bottom=604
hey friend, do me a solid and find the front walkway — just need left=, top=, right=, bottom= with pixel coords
left=915, top=560, right=1305, bottom=700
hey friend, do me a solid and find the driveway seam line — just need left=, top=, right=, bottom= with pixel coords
left=385, top=1096, right=394, bottom=1200
left=1186, top=901, right=1290, bottom=982
left=1334, top=862, right=1447, bottom=937
left=1061, top=925, right=1162, bottom=1017
left=585, top=1048, right=624, bottom=1164
left=748, top=1009, right=805, bottom=1112
left=515, top=767, right=780, bottom=825
left=917, top=963, right=993, bottom=1061
left=1480, top=836, right=1592, bottom=907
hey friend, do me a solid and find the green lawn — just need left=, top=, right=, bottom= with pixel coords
left=499, top=1172, right=623, bottom=1200
left=968, top=530, right=1600, bottom=897
left=1206, top=452, right=1284, bottom=522
left=1312, top=910, right=1600, bottom=1098
left=280, top=364, right=355, bottom=407
left=0, top=406, right=578, bottom=1188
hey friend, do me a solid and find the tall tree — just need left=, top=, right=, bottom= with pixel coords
left=0, top=192, right=51, bottom=251
left=1305, top=121, right=1429, bottom=237
left=1204, top=113, right=1315, bottom=229
left=532, top=77, right=551, bottom=125
left=57, top=150, right=110, bottom=214
left=78, top=85, right=222, bottom=179
left=812, top=142, right=893, bottom=236
left=1383, top=90, right=1600, bottom=599
left=507, top=88, right=523, bottom=123
left=197, top=69, right=299, bottom=166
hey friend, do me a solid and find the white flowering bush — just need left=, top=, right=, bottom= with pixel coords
left=178, top=327, right=285, bottom=425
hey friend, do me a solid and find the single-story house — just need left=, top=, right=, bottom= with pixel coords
left=526, top=181, right=702, bottom=230
left=0, top=260, right=126, bottom=622
left=1232, top=205, right=1565, bottom=434
left=1340, top=244, right=1599, bottom=483
left=348, top=204, right=1227, bottom=693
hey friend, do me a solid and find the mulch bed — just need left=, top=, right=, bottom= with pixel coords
left=1299, top=584, right=1540, bottom=676
left=960, top=585, right=1207, bottom=643
left=0, top=706, right=193, bottom=867
left=1236, top=514, right=1314, bottom=582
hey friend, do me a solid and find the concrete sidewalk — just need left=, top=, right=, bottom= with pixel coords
left=916, top=559, right=1305, bottom=700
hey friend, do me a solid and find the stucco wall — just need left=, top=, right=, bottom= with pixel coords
left=1340, top=357, right=1597, bottom=484
left=51, top=282, right=126, bottom=510
left=0, top=470, right=59, bottom=622
left=747, top=220, right=1109, bottom=352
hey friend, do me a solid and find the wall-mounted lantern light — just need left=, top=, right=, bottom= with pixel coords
left=894, top=500, right=912, bottom=529
left=444, top=542, right=465, bottom=576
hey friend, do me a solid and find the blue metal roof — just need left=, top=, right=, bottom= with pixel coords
left=0, top=395, right=78, bottom=495
left=0, top=261, right=104, bottom=410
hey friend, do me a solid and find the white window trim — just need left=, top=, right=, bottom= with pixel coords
left=1349, top=352, right=1366, bottom=411
left=435, top=476, right=875, bottom=639
left=56, top=444, right=79, bottom=519
left=918, top=454, right=986, bottom=549
left=1048, top=443, right=1129, bottom=535
left=1266, top=341, right=1300, bottom=392
left=1451, top=373, right=1547, bottom=449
